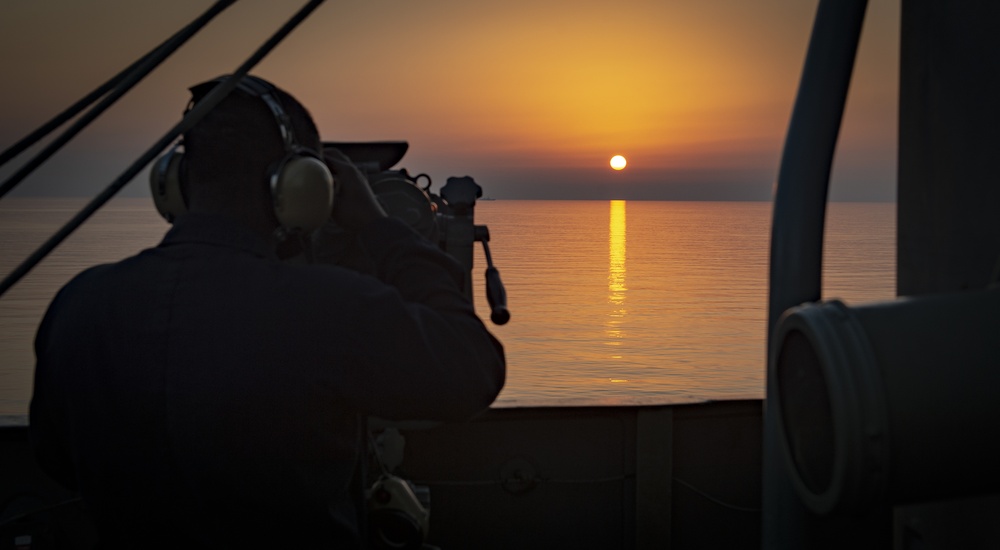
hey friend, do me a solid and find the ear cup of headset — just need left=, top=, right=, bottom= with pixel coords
left=150, top=146, right=187, bottom=223
left=270, top=153, right=334, bottom=233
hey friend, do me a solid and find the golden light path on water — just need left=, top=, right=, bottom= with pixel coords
left=606, top=200, right=628, bottom=378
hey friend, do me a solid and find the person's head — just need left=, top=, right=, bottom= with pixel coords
left=180, top=75, right=327, bottom=237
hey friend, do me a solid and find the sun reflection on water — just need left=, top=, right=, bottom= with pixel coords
left=606, top=200, right=627, bottom=355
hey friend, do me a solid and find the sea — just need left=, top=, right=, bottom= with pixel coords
left=0, top=198, right=896, bottom=415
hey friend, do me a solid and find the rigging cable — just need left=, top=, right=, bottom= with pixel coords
left=0, top=0, right=238, bottom=200
left=0, top=0, right=327, bottom=298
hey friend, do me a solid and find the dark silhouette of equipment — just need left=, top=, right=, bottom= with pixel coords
left=323, top=141, right=510, bottom=326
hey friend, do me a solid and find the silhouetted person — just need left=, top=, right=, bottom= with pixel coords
left=29, top=75, right=505, bottom=548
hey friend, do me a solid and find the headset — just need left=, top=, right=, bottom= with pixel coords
left=149, top=75, right=334, bottom=235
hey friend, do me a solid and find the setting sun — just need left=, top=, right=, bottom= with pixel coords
left=610, top=155, right=627, bottom=170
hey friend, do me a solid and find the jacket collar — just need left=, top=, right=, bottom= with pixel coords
left=159, top=213, right=278, bottom=260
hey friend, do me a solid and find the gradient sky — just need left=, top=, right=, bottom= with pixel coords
left=0, top=0, right=899, bottom=201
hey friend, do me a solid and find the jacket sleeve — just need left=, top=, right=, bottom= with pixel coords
left=337, top=217, right=505, bottom=421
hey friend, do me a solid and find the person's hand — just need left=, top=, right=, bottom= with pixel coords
left=324, top=148, right=387, bottom=231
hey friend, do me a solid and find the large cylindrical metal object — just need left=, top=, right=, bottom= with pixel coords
left=771, top=288, right=1000, bottom=515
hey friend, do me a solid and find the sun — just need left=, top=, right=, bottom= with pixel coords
left=610, top=155, right=627, bottom=170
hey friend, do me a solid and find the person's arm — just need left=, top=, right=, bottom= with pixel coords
left=325, top=148, right=387, bottom=231
left=320, top=149, right=505, bottom=420
left=344, top=218, right=506, bottom=421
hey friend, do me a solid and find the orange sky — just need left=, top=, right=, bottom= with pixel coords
left=0, top=0, right=899, bottom=200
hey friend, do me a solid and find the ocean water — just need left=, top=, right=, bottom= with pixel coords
left=0, top=198, right=896, bottom=414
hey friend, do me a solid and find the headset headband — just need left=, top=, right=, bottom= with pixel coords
left=188, top=76, right=301, bottom=152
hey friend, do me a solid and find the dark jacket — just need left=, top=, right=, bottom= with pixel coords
left=30, top=213, right=505, bottom=548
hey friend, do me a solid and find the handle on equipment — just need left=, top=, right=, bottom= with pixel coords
left=477, top=230, right=509, bottom=325
left=485, top=265, right=509, bottom=325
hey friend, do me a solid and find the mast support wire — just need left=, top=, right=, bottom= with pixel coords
left=0, top=0, right=237, bottom=198
left=0, top=0, right=327, bottom=298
